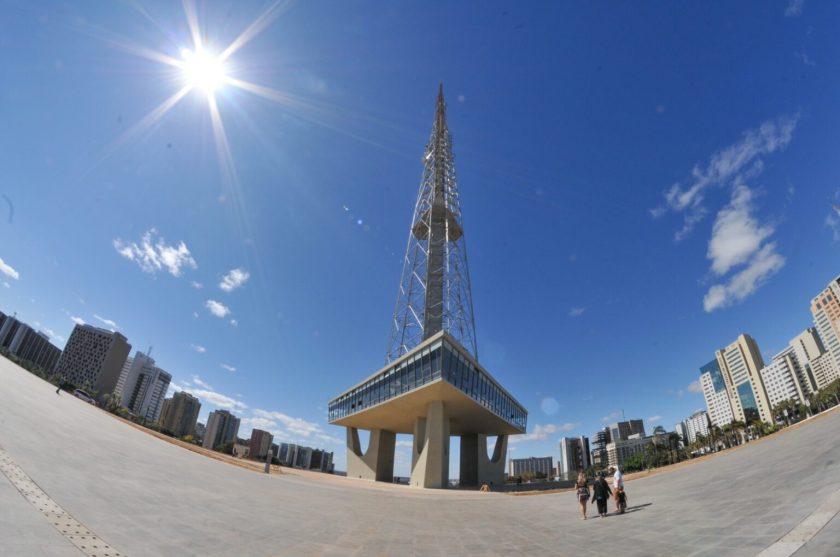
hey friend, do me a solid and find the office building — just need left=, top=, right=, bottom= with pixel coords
left=715, top=334, right=771, bottom=423
left=558, top=436, right=590, bottom=477
left=0, top=313, right=61, bottom=372
left=590, top=427, right=611, bottom=468
left=276, top=443, right=334, bottom=473
left=700, top=359, right=735, bottom=427
left=759, top=348, right=807, bottom=409
left=810, top=277, right=840, bottom=382
left=203, top=409, right=240, bottom=450
left=54, top=324, right=131, bottom=396
left=328, top=87, right=527, bottom=489
left=116, top=352, right=171, bottom=422
left=683, top=411, right=711, bottom=444
left=249, top=429, right=273, bottom=460
left=508, top=456, right=553, bottom=478
left=674, top=422, right=688, bottom=445
left=788, top=328, right=824, bottom=395
left=158, top=391, right=201, bottom=438
left=606, top=437, right=650, bottom=468
left=609, top=420, right=645, bottom=442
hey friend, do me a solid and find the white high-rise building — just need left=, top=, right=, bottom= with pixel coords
left=759, top=347, right=806, bottom=410
left=810, top=277, right=840, bottom=384
left=558, top=436, right=590, bottom=477
left=683, top=411, right=710, bottom=443
left=716, top=334, right=772, bottom=423
left=700, top=359, right=734, bottom=427
left=788, top=328, right=824, bottom=395
left=117, top=351, right=171, bottom=422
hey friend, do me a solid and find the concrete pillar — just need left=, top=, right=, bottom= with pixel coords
left=346, top=427, right=395, bottom=482
left=410, top=401, right=450, bottom=488
left=459, top=434, right=507, bottom=488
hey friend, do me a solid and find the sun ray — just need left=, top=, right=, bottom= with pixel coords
left=90, top=85, right=192, bottom=171
left=182, top=0, right=203, bottom=50
left=219, top=0, right=294, bottom=62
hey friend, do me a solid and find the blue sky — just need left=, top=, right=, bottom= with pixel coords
left=2, top=0, right=840, bottom=476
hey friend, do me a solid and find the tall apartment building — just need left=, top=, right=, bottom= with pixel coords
left=700, top=359, right=735, bottom=427
left=759, top=347, right=807, bottom=410
left=715, top=334, right=771, bottom=423
left=683, top=411, right=711, bottom=443
left=115, top=352, right=171, bottom=422
left=158, top=391, right=201, bottom=437
left=608, top=420, right=646, bottom=442
left=0, top=313, right=62, bottom=372
left=788, top=328, right=824, bottom=394
left=810, top=277, right=840, bottom=386
left=558, top=436, right=590, bottom=477
left=508, top=456, right=553, bottom=478
left=249, top=429, right=273, bottom=459
left=54, top=324, right=131, bottom=396
left=203, top=409, right=240, bottom=450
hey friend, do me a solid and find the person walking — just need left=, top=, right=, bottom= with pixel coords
left=590, top=471, right=612, bottom=517
left=575, top=472, right=590, bottom=520
left=55, top=378, right=64, bottom=395
left=610, top=466, right=625, bottom=512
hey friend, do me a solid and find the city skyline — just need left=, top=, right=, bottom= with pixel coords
left=3, top=1, right=840, bottom=476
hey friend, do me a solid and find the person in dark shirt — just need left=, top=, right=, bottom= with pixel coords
left=590, top=472, right=612, bottom=517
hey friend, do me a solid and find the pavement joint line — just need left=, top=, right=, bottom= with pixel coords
left=0, top=444, right=125, bottom=557
left=756, top=488, right=840, bottom=557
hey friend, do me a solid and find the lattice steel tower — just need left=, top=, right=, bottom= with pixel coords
left=387, top=85, right=478, bottom=363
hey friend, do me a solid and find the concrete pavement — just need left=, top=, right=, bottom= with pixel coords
left=1, top=357, right=839, bottom=556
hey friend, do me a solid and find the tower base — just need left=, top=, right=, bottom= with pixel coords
left=346, top=427, right=395, bottom=482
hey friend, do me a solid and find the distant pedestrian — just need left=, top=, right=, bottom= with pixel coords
left=590, top=472, right=612, bottom=517
left=575, top=472, right=590, bottom=520
left=610, top=466, right=625, bottom=512
left=55, top=379, right=63, bottom=395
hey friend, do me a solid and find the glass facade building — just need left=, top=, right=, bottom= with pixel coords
left=329, top=337, right=527, bottom=431
left=701, top=359, right=726, bottom=392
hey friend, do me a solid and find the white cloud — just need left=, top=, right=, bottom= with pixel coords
left=205, top=300, right=230, bottom=318
left=219, top=268, right=250, bottom=292
left=189, top=388, right=247, bottom=412
left=190, top=375, right=212, bottom=389
left=510, top=422, right=580, bottom=443
left=190, top=281, right=203, bottom=289
left=113, top=228, right=197, bottom=277
left=94, top=314, right=119, bottom=330
left=0, top=257, right=19, bottom=280
left=795, top=49, right=815, bottom=67
left=704, top=243, right=785, bottom=312
left=251, top=409, right=323, bottom=438
left=826, top=212, right=840, bottom=242
left=653, top=114, right=798, bottom=240
left=568, top=307, right=586, bottom=317
left=2, top=281, right=9, bottom=288
left=707, top=185, right=774, bottom=276
left=190, top=344, right=207, bottom=353
left=602, top=411, right=622, bottom=423
left=648, top=415, right=663, bottom=424
left=70, top=316, right=85, bottom=326
left=220, top=363, right=237, bottom=372
left=785, top=0, right=804, bottom=17
left=687, top=380, right=703, bottom=394
left=540, top=397, right=560, bottom=415
left=229, top=319, right=238, bottom=327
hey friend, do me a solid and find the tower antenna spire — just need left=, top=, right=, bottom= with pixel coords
left=387, top=85, right=478, bottom=362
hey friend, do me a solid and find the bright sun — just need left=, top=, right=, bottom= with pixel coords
left=180, top=48, right=227, bottom=94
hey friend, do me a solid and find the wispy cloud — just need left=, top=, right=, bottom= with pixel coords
left=190, top=374, right=212, bottom=389
left=190, top=281, right=203, bottom=289
left=785, top=0, right=804, bottom=17
left=94, top=314, right=119, bottom=330
left=2, top=281, right=9, bottom=289
left=0, top=257, right=19, bottom=280
left=229, top=319, right=238, bottom=327
left=251, top=409, right=327, bottom=438
left=602, top=411, right=622, bottom=423
left=113, top=228, right=197, bottom=277
left=703, top=185, right=785, bottom=312
left=568, top=307, right=586, bottom=317
left=687, top=380, right=703, bottom=394
left=190, top=388, right=247, bottom=412
left=509, top=422, right=580, bottom=443
left=219, top=268, right=250, bottom=292
left=190, top=344, right=207, bottom=353
left=220, top=363, right=236, bottom=372
left=70, top=316, right=85, bottom=326
left=795, top=49, right=815, bottom=67
left=648, top=415, right=663, bottom=423
left=651, top=114, right=798, bottom=241
left=205, top=299, right=231, bottom=318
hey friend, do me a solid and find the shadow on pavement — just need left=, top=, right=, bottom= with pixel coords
left=620, top=502, right=653, bottom=514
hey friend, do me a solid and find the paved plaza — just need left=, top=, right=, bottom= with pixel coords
left=1, top=359, right=839, bottom=556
